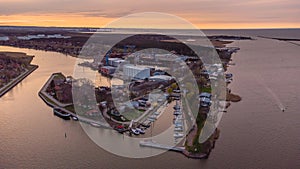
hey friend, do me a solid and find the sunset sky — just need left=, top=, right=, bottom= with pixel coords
left=0, top=0, right=299, bottom=29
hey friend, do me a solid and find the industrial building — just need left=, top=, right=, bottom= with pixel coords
left=106, top=58, right=128, bottom=67
left=107, top=58, right=120, bottom=66
left=123, top=64, right=150, bottom=80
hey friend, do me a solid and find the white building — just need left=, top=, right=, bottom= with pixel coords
left=108, top=58, right=120, bottom=66
left=123, top=64, right=150, bottom=80
left=112, top=59, right=128, bottom=67
left=0, top=36, right=9, bottom=41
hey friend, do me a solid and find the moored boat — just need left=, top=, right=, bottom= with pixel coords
left=53, top=108, right=71, bottom=120
left=174, top=133, right=184, bottom=138
left=174, top=127, right=183, bottom=132
left=90, top=122, right=101, bottom=127
left=136, top=128, right=145, bottom=134
left=72, top=116, right=78, bottom=121
left=131, top=128, right=140, bottom=135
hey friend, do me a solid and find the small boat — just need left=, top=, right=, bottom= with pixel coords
left=136, top=128, right=145, bottom=134
left=53, top=108, right=71, bottom=120
left=148, top=118, right=155, bottom=122
left=72, top=116, right=78, bottom=121
left=149, top=114, right=157, bottom=120
left=174, top=97, right=180, bottom=100
left=174, top=127, right=183, bottom=132
left=173, top=105, right=180, bottom=110
left=90, top=122, right=101, bottom=128
left=225, top=73, right=233, bottom=78
left=173, top=110, right=182, bottom=115
left=176, top=115, right=183, bottom=120
left=225, top=78, right=232, bottom=83
left=174, top=133, right=184, bottom=138
left=131, top=128, right=140, bottom=135
left=141, top=123, right=151, bottom=128
left=175, top=122, right=183, bottom=127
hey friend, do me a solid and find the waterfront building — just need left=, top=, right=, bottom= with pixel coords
left=108, top=58, right=120, bottom=66
left=123, top=64, right=150, bottom=80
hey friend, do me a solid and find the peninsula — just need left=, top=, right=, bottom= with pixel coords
left=0, top=51, right=38, bottom=97
left=38, top=35, right=243, bottom=159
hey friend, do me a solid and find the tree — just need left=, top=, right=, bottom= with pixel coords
left=167, top=87, right=173, bottom=94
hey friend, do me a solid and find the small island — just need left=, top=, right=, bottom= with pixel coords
left=0, top=51, right=38, bottom=97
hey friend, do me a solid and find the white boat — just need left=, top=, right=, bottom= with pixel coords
left=136, top=128, right=145, bottom=134
left=176, top=115, right=183, bottom=120
left=173, top=105, right=180, bottom=110
left=175, top=122, right=183, bottom=127
left=148, top=118, right=155, bottom=122
left=149, top=114, right=157, bottom=120
left=131, top=128, right=140, bottom=135
left=90, top=122, right=101, bottom=127
left=154, top=111, right=160, bottom=116
left=72, top=116, right=78, bottom=121
left=174, top=133, right=184, bottom=138
left=174, top=127, right=183, bottom=132
left=174, top=110, right=182, bottom=115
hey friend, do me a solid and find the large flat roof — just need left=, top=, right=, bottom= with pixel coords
left=123, top=64, right=150, bottom=71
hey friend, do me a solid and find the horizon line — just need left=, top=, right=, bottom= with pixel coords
left=0, top=25, right=300, bottom=30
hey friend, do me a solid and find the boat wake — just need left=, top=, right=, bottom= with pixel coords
left=256, top=75, right=285, bottom=112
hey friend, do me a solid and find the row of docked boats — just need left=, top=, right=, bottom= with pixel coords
left=173, top=101, right=184, bottom=139
left=114, top=119, right=149, bottom=135
left=131, top=128, right=145, bottom=135
left=148, top=111, right=160, bottom=122
left=129, top=120, right=147, bottom=135
left=114, top=126, right=146, bottom=135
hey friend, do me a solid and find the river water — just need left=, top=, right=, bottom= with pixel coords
left=1, top=32, right=300, bottom=168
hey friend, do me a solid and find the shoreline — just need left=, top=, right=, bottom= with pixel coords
left=0, top=65, right=38, bottom=97
left=0, top=32, right=251, bottom=59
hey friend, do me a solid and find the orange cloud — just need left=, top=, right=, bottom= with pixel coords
left=0, top=12, right=299, bottom=29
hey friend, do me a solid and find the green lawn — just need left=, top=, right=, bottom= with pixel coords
left=201, top=87, right=212, bottom=93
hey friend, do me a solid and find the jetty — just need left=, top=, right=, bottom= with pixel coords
left=139, top=140, right=184, bottom=152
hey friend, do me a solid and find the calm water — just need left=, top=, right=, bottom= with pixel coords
left=1, top=30, right=300, bottom=169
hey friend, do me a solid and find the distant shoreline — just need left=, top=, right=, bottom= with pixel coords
left=258, top=36, right=300, bottom=41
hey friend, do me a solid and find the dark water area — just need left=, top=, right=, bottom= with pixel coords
left=0, top=29, right=300, bottom=169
